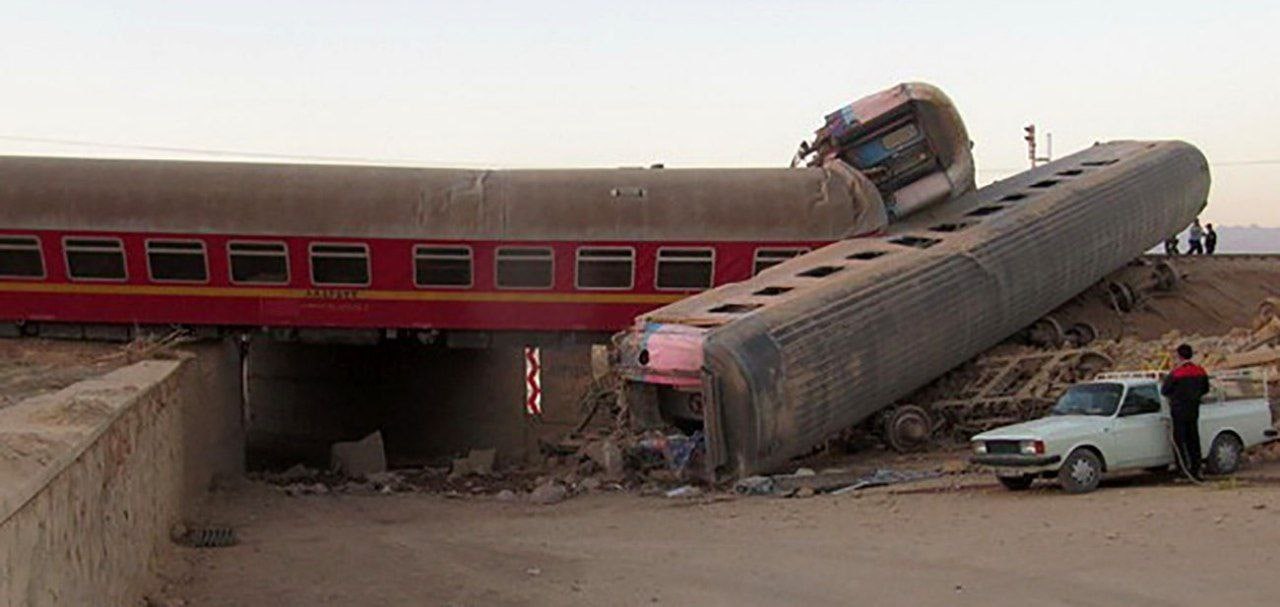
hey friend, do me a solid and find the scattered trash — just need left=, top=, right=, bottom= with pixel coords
left=664, top=485, right=703, bottom=499
left=830, top=468, right=942, bottom=495
left=173, top=525, right=237, bottom=548
left=733, top=476, right=777, bottom=496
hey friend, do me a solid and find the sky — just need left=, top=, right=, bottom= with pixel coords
left=2, top=1, right=1278, bottom=227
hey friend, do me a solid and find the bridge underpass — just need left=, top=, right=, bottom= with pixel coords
left=242, top=338, right=596, bottom=470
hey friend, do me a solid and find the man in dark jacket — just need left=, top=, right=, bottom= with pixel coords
left=1161, top=344, right=1211, bottom=479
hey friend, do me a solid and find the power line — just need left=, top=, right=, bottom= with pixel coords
left=0, top=134, right=429, bottom=166
left=5, top=133, right=1280, bottom=170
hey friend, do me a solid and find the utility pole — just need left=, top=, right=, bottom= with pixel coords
left=1024, top=124, right=1052, bottom=168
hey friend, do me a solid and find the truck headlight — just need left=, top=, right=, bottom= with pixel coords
left=1019, top=440, right=1046, bottom=455
left=973, top=441, right=987, bottom=454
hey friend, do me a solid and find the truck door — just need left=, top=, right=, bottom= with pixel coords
left=1109, top=384, right=1171, bottom=468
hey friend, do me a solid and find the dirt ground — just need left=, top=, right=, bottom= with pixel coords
left=0, top=338, right=129, bottom=407
left=1055, top=254, right=1280, bottom=341
left=172, top=455, right=1280, bottom=607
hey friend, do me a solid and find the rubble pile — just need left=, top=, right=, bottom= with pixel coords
left=903, top=294, right=1280, bottom=446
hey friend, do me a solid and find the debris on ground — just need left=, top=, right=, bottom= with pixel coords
left=171, top=524, right=238, bottom=548
left=329, top=431, right=387, bottom=477
left=449, top=448, right=497, bottom=479
left=529, top=480, right=569, bottom=505
left=664, top=485, right=703, bottom=499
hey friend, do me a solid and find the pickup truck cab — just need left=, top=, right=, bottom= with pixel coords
left=971, top=369, right=1277, bottom=493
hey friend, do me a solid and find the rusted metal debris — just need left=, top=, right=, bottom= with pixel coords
left=914, top=348, right=1114, bottom=440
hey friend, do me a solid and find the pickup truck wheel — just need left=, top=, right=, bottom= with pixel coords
left=1058, top=449, right=1102, bottom=494
left=998, top=475, right=1035, bottom=491
left=1205, top=433, right=1243, bottom=476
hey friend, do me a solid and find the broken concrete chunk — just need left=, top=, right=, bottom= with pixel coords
left=529, top=480, right=568, bottom=505
left=450, top=448, right=497, bottom=479
left=330, top=431, right=387, bottom=478
left=276, top=463, right=315, bottom=483
left=584, top=439, right=626, bottom=480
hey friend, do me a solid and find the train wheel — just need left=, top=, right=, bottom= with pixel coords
left=1152, top=261, right=1179, bottom=292
left=883, top=405, right=932, bottom=453
left=1064, top=322, right=1098, bottom=347
left=1028, top=317, right=1064, bottom=348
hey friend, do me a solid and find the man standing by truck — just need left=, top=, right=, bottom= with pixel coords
left=1161, top=344, right=1211, bottom=479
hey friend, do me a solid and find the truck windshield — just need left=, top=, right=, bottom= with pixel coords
left=1050, top=383, right=1124, bottom=416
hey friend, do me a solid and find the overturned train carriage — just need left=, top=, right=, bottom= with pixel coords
left=617, top=140, right=1210, bottom=480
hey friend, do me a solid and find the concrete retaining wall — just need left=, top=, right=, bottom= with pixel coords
left=0, top=341, right=242, bottom=606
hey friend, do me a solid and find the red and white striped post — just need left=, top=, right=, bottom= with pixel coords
left=524, top=346, right=542, bottom=416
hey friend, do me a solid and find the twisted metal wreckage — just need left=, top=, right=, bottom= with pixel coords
left=614, top=82, right=1210, bottom=480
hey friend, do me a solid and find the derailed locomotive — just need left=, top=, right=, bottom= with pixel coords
left=616, top=139, right=1210, bottom=479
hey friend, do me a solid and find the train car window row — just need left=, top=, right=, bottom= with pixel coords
left=414, top=245, right=472, bottom=288
left=229, top=241, right=290, bottom=285
left=656, top=248, right=714, bottom=290
left=576, top=247, right=634, bottom=290
left=0, top=238, right=812, bottom=294
left=310, top=243, right=371, bottom=286
left=496, top=247, right=554, bottom=289
left=64, top=237, right=127, bottom=281
left=147, top=240, right=209, bottom=283
left=0, top=236, right=45, bottom=279
left=753, top=248, right=809, bottom=275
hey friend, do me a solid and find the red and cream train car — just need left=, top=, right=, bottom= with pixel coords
left=0, top=156, right=886, bottom=343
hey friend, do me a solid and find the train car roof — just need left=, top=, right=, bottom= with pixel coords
left=0, top=155, right=882, bottom=241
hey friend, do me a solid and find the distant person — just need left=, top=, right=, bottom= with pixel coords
left=1187, top=219, right=1205, bottom=255
left=1163, top=236, right=1180, bottom=256
left=1161, top=344, right=1211, bottom=479
left=1204, top=223, right=1217, bottom=255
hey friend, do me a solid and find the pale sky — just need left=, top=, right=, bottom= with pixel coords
left=3, top=1, right=1278, bottom=226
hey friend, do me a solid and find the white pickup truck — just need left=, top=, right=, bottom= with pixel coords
left=971, top=369, right=1277, bottom=493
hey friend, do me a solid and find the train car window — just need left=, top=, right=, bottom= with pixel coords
left=656, top=247, right=714, bottom=290
left=0, top=236, right=45, bottom=279
left=310, top=243, right=370, bottom=286
left=414, top=245, right=472, bottom=288
left=576, top=247, right=634, bottom=290
left=64, top=237, right=126, bottom=281
left=496, top=247, right=553, bottom=289
left=229, top=241, right=290, bottom=284
left=146, top=240, right=208, bottom=283
left=753, top=248, right=809, bottom=275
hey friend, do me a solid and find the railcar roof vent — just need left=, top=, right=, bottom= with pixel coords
left=797, top=266, right=842, bottom=278
left=753, top=286, right=793, bottom=296
left=846, top=251, right=888, bottom=261
left=708, top=303, right=763, bottom=314
left=888, top=236, right=941, bottom=249
left=929, top=222, right=971, bottom=233
left=966, top=205, right=1006, bottom=217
